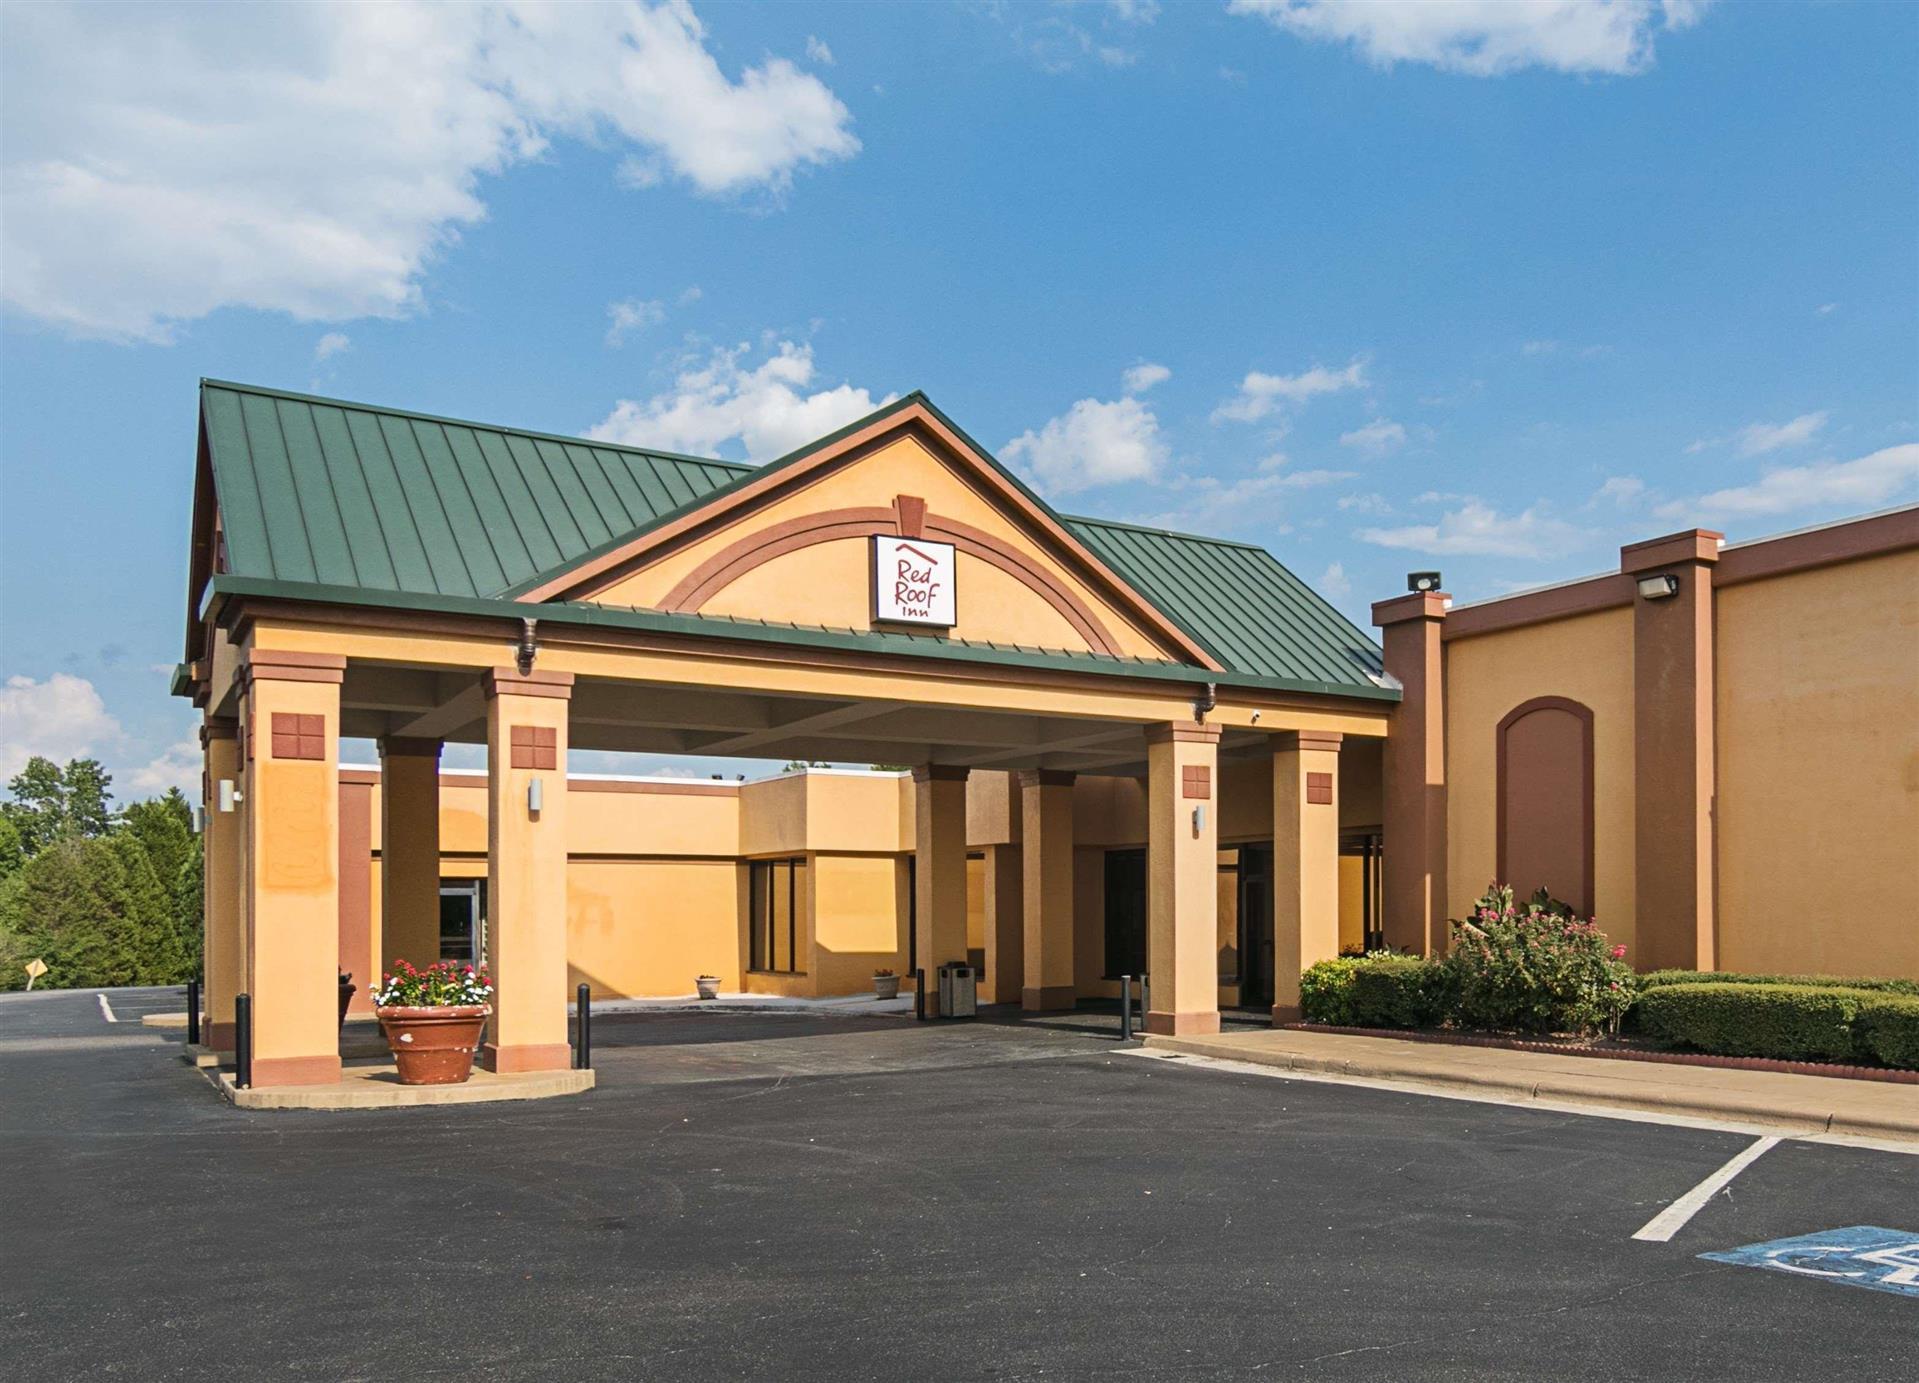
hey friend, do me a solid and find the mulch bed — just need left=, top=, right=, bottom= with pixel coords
left=1277, top=1022, right=1919, bottom=1086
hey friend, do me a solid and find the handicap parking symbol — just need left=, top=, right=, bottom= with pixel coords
left=1702, top=1226, right=1919, bottom=1299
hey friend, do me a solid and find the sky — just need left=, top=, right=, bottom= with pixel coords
left=1, top=0, right=1915, bottom=795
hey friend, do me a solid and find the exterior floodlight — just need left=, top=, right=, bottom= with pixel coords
left=1637, top=574, right=1680, bottom=600
left=1408, top=571, right=1443, bottom=594
left=216, top=779, right=237, bottom=813
left=527, top=778, right=544, bottom=814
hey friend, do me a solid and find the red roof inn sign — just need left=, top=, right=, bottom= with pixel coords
left=873, top=536, right=956, bottom=627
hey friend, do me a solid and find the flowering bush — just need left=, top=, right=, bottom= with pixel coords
left=1444, top=884, right=1635, bottom=1036
left=370, top=959, right=493, bottom=1009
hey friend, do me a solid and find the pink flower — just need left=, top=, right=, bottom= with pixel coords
left=1611, top=945, right=1627, bottom=959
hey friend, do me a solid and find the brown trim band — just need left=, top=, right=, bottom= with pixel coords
left=1494, top=695, right=1595, bottom=917
left=1620, top=528, right=1722, bottom=573
left=1371, top=591, right=1448, bottom=627
left=1277, top=730, right=1344, bottom=753
left=243, top=650, right=346, bottom=685
left=912, top=764, right=971, bottom=783
left=481, top=1042, right=572, bottom=1074
left=1144, top=1010, right=1222, bottom=1036
left=658, top=505, right=1127, bottom=657
left=199, top=717, right=239, bottom=747
left=1444, top=575, right=1635, bottom=641
left=568, top=778, right=738, bottom=797
left=1716, top=504, right=1918, bottom=587
left=1145, top=723, right=1222, bottom=745
left=483, top=668, right=575, bottom=700
left=249, top=1054, right=343, bottom=1088
left=1016, top=769, right=1076, bottom=788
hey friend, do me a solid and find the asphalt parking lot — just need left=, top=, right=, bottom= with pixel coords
left=4, top=986, right=1913, bottom=1380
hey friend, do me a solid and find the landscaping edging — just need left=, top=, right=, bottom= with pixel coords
left=1279, top=1023, right=1919, bottom=1085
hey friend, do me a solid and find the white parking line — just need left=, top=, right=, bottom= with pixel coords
left=1632, top=1135, right=1781, bottom=1243
left=96, top=993, right=119, bottom=1023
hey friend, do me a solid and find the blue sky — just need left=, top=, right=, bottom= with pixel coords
left=2, top=0, right=1915, bottom=793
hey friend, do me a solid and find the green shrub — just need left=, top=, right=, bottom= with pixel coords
left=1633, top=983, right=1867, bottom=1062
left=1349, top=954, right=1451, bottom=1029
left=1853, top=994, right=1919, bottom=1071
left=1298, top=956, right=1362, bottom=1026
left=1444, top=886, right=1635, bottom=1036
left=1638, top=969, right=1919, bottom=997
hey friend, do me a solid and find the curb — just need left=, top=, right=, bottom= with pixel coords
left=1141, top=1035, right=1919, bottom=1141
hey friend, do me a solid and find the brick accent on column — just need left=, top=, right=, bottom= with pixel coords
left=1622, top=530, right=1722, bottom=971
left=482, top=669, right=574, bottom=1074
left=1373, top=592, right=1448, bottom=955
left=1144, top=722, right=1222, bottom=1036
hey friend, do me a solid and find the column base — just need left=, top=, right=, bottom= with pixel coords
left=482, top=1042, right=572, bottom=1074
left=249, top=1054, right=342, bottom=1087
left=1144, top=1010, right=1221, bottom=1036
left=1021, top=985, right=1077, bottom=1013
left=1270, top=1004, right=1303, bottom=1025
left=204, top=1020, right=236, bottom=1052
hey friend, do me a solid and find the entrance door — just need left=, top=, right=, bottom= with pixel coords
left=438, top=882, right=485, bottom=967
left=1237, top=844, right=1274, bottom=1009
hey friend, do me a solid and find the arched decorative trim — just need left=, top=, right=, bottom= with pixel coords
left=656, top=505, right=1126, bottom=656
left=1495, top=695, right=1595, bottom=916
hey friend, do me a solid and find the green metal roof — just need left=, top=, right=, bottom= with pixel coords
left=193, top=380, right=1391, bottom=701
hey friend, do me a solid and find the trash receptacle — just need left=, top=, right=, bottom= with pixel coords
left=937, top=962, right=977, bottom=1019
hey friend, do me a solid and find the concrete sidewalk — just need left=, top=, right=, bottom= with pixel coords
left=1144, top=1028, right=1919, bottom=1141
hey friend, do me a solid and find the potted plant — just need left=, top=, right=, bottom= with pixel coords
left=873, top=968, right=900, bottom=1001
left=338, top=970, right=356, bottom=1031
left=695, top=974, right=721, bottom=1001
left=370, top=960, right=494, bottom=1086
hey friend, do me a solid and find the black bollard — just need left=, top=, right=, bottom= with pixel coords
left=186, top=978, right=201, bottom=1046
left=914, top=968, right=926, bottom=1022
left=234, top=992, right=252, bottom=1089
left=575, top=982, right=592, bottom=1070
left=1119, top=974, right=1133, bottom=1042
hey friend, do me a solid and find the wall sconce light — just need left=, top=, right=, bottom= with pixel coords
left=1407, top=571, right=1443, bottom=594
left=1191, top=804, right=1206, bottom=836
left=527, top=778, right=544, bottom=815
left=216, top=779, right=238, bottom=813
left=1637, top=573, right=1680, bottom=601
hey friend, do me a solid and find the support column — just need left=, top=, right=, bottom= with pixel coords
left=981, top=844, right=1024, bottom=1005
left=1373, top=591, right=1448, bottom=955
left=378, top=737, right=443, bottom=972
left=1019, top=769, right=1076, bottom=1011
left=1622, top=530, right=1721, bottom=971
left=240, top=651, right=346, bottom=1086
left=482, top=668, right=574, bottom=1072
left=200, top=717, right=242, bottom=1051
left=1145, top=723, right=1221, bottom=1036
left=1273, top=731, right=1343, bottom=1023
left=912, top=765, right=969, bottom=1016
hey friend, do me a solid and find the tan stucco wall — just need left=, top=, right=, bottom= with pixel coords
left=1715, top=550, right=1919, bottom=978
left=1444, top=607, right=1637, bottom=952
left=568, top=859, right=743, bottom=996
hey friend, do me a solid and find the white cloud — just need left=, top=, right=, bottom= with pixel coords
left=313, top=331, right=350, bottom=362
left=0, top=674, right=122, bottom=779
left=1122, top=362, right=1171, bottom=395
left=605, top=297, right=667, bottom=347
left=1655, top=443, right=1919, bottom=522
left=588, top=340, right=888, bottom=462
left=805, top=35, right=834, bottom=65
left=1212, top=359, right=1365, bottom=424
left=128, top=736, right=202, bottom=796
left=1316, top=561, right=1353, bottom=599
left=1593, top=475, right=1646, bottom=505
left=1003, top=396, right=1167, bottom=494
left=1228, top=0, right=1709, bottom=77
left=1339, top=418, right=1406, bottom=455
left=1358, top=501, right=1581, bottom=558
left=1816, top=302, right=1839, bottom=316
left=1736, top=411, right=1828, bottom=456
left=1, top=1, right=858, bottom=343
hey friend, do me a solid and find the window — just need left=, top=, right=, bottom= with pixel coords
left=1102, top=848, right=1146, bottom=978
left=749, top=858, right=807, bottom=974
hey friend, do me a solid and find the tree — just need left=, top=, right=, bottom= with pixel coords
left=2, top=756, right=117, bottom=856
left=0, top=815, right=23, bottom=880
left=63, top=759, right=114, bottom=839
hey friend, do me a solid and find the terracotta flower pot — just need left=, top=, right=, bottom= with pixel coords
left=375, top=1005, right=491, bottom=1085
left=874, top=974, right=900, bottom=1000
left=695, top=976, right=720, bottom=1000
